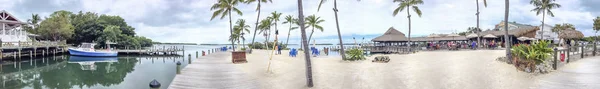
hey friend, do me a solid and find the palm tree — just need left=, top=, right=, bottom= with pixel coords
left=295, top=0, right=313, bottom=87
left=504, top=0, right=511, bottom=62
left=530, top=0, right=561, bottom=40
left=283, top=15, right=299, bottom=46
left=210, top=0, right=243, bottom=51
left=235, top=19, right=251, bottom=48
left=393, top=0, right=423, bottom=52
left=258, top=17, right=273, bottom=49
left=269, top=11, right=282, bottom=48
left=246, top=0, right=272, bottom=51
left=317, top=0, right=361, bottom=60
left=593, top=17, right=600, bottom=55
left=476, top=0, right=487, bottom=47
left=305, top=15, right=325, bottom=44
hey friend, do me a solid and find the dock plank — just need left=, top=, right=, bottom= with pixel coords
left=168, top=52, right=260, bottom=89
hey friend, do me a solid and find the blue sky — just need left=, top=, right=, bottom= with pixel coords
left=1, top=0, right=598, bottom=44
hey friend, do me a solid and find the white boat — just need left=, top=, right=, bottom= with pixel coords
left=68, top=43, right=118, bottom=57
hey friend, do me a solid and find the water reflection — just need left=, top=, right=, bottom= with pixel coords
left=0, top=55, right=186, bottom=89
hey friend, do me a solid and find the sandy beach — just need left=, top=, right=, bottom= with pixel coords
left=235, top=49, right=537, bottom=89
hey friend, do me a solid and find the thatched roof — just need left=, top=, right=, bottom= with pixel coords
left=479, top=26, right=539, bottom=38
left=371, top=27, right=408, bottom=42
left=558, top=29, right=584, bottom=39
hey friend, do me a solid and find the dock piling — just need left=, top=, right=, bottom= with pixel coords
left=176, top=61, right=181, bottom=74
left=196, top=51, right=198, bottom=58
left=188, top=54, right=191, bottom=64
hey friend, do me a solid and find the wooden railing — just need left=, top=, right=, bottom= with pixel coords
left=551, top=44, right=598, bottom=70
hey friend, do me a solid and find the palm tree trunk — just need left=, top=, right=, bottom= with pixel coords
left=333, top=0, right=346, bottom=59
left=296, top=0, right=313, bottom=87
left=541, top=10, right=546, bottom=40
left=504, top=0, right=512, bottom=62
left=229, top=10, right=235, bottom=52
left=286, top=24, right=292, bottom=46
left=308, top=27, right=315, bottom=45
left=407, top=6, right=412, bottom=52
left=476, top=0, right=482, bottom=48
left=250, top=2, right=262, bottom=52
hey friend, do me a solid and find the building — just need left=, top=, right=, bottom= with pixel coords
left=0, top=10, right=32, bottom=43
left=535, top=24, right=559, bottom=41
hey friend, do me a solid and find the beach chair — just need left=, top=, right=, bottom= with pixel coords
left=289, top=48, right=297, bottom=57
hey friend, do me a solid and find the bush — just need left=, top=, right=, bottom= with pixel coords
left=344, top=48, right=365, bottom=61
left=247, top=42, right=287, bottom=50
left=512, top=40, right=554, bottom=72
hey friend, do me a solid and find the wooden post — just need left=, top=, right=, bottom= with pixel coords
left=29, top=51, right=32, bottom=58
left=42, top=50, right=45, bottom=57
left=581, top=45, right=584, bottom=58
left=176, top=61, right=181, bottom=74
left=33, top=47, right=36, bottom=57
left=196, top=51, right=198, bottom=58
left=13, top=52, right=16, bottom=60
left=553, top=48, right=558, bottom=70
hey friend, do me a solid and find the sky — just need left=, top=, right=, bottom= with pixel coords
left=0, top=0, right=598, bottom=44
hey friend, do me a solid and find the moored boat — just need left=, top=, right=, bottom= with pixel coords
left=68, top=43, right=118, bottom=57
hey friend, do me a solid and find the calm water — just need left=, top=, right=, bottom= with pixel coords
left=0, top=44, right=346, bottom=89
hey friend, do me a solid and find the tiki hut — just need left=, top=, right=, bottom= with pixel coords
left=558, top=29, right=584, bottom=40
left=371, top=27, right=408, bottom=42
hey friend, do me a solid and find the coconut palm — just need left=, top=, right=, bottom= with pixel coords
left=305, top=15, right=325, bottom=44
left=393, top=0, right=423, bottom=52
left=235, top=19, right=251, bottom=48
left=593, top=17, right=600, bottom=55
left=282, top=15, right=299, bottom=46
left=295, top=0, right=313, bottom=87
left=503, top=0, right=511, bottom=61
left=269, top=11, right=282, bottom=47
left=258, top=17, right=273, bottom=49
left=530, top=0, right=561, bottom=40
left=24, top=14, right=42, bottom=33
left=317, top=0, right=361, bottom=60
left=246, top=0, right=273, bottom=51
left=476, top=0, right=487, bottom=47
left=210, top=0, right=243, bottom=51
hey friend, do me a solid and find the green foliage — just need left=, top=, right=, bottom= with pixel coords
left=392, top=0, right=424, bottom=17
left=551, top=23, right=575, bottom=33
left=530, top=0, right=561, bottom=17
left=512, top=40, right=553, bottom=64
left=344, top=48, right=365, bottom=61
left=37, top=10, right=75, bottom=41
left=27, top=10, right=153, bottom=49
left=247, top=42, right=287, bottom=49
left=594, top=17, right=600, bottom=32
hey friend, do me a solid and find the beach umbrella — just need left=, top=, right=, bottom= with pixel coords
left=517, top=37, right=530, bottom=41
left=447, top=33, right=460, bottom=40
left=483, top=34, right=497, bottom=38
left=466, top=33, right=478, bottom=38
left=427, top=34, right=441, bottom=41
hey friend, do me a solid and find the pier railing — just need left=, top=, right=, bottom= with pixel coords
left=551, top=44, right=598, bottom=70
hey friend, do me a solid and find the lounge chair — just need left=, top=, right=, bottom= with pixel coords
left=289, top=48, right=297, bottom=57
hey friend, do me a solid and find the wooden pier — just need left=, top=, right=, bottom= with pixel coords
left=0, top=41, right=68, bottom=61
left=116, top=45, right=185, bottom=55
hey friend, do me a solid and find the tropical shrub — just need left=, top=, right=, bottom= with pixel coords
left=344, top=48, right=365, bottom=61
left=512, top=40, right=554, bottom=72
left=247, top=42, right=287, bottom=49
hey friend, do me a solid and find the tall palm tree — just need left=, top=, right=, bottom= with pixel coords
left=211, top=0, right=243, bottom=51
left=235, top=19, right=251, bottom=48
left=305, top=15, right=325, bottom=44
left=393, top=0, right=423, bottom=52
left=246, top=0, right=273, bottom=51
left=530, top=0, right=561, bottom=40
left=25, top=14, right=42, bottom=34
left=269, top=11, right=282, bottom=47
left=504, top=0, right=511, bottom=62
left=317, top=0, right=361, bottom=60
left=593, top=17, right=600, bottom=55
left=258, top=17, right=273, bottom=49
left=476, top=0, right=487, bottom=47
left=295, top=0, right=313, bottom=87
left=282, top=15, right=299, bottom=46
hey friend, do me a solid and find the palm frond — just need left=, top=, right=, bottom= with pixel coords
left=210, top=9, right=224, bottom=20
left=412, top=6, right=422, bottom=17
left=482, top=0, right=487, bottom=7
left=233, top=7, right=243, bottom=15
left=318, top=0, right=328, bottom=11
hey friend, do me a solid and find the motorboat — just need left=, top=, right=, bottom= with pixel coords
left=68, top=43, right=118, bottom=57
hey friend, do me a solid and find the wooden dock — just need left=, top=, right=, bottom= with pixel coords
left=168, top=51, right=260, bottom=89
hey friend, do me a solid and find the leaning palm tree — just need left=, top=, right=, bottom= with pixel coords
left=282, top=15, right=299, bottom=46
left=530, top=0, right=561, bottom=40
left=246, top=0, right=273, bottom=51
left=393, top=0, right=423, bottom=52
left=317, top=0, right=361, bottom=60
left=503, top=0, right=511, bottom=61
left=235, top=19, right=251, bottom=48
left=305, top=15, right=325, bottom=44
left=210, top=0, right=243, bottom=51
left=295, top=0, right=313, bottom=87
left=476, top=0, right=487, bottom=47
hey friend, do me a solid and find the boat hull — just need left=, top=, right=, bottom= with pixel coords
left=68, top=48, right=118, bottom=57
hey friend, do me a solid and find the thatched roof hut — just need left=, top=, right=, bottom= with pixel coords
left=479, top=26, right=539, bottom=38
left=372, top=27, right=408, bottom=42
left=558, top=29, right=584, bottom=39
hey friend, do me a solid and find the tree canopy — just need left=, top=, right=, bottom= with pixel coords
left=24, top=10, right=153, bottom=49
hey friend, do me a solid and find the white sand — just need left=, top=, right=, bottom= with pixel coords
left=235, top=49, right=536, bottom=89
